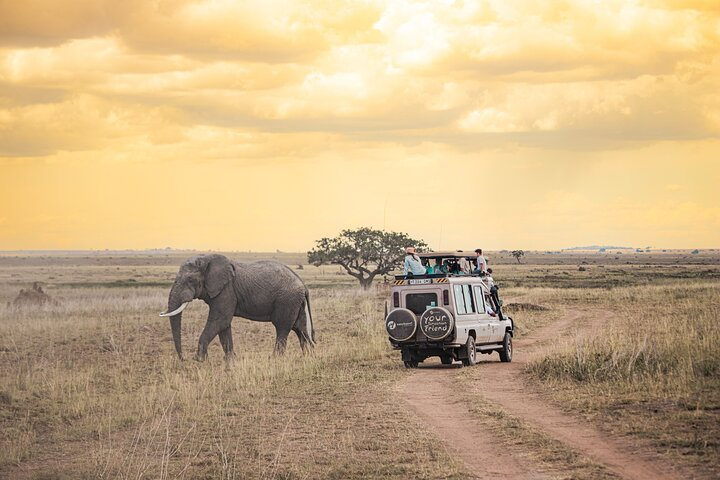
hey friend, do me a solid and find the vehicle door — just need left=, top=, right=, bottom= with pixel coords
left=471, top=285, right=494, bottom=343
left=453, top=283, right=489, bottom=343
left=402, top=288, right=442, bottom=339
left=475, top=285, right=503, bottom=343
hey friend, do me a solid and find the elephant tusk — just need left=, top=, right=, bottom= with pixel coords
left=159, top=302, right=189, bottom=317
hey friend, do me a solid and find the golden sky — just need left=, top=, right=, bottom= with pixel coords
left=1, top=0, right=719, bottom=251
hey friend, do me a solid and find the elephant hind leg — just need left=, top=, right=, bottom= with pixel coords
left=292, top=327, right=311, bottom=354
left=273, top=322, right=292, bottom=355
left=271, top=306, right=295, bottom=355
left=292, top=302, right=315, bottom=354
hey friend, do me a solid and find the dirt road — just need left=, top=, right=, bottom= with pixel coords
left=401, top=308, right=682, bottom=480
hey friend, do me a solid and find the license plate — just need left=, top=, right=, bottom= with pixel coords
left=409, top=278, right=431, bottom=285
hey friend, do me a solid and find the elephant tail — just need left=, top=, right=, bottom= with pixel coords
left=303, top=290, right=316, bottom=346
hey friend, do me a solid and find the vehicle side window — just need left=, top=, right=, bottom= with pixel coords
left=473, top=286, right=485, bottom=312
left=454, top=284, right=475, bottom=315
left=485, top=295, right=494, bottom=313
left=462, top=284, right=475, bottom=313
left=453, top=285, right=467, bottom=314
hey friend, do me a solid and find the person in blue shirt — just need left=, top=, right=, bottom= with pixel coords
left=403, top=247, right=426, bottom=276
left=424, top=260, right=435, bottom=275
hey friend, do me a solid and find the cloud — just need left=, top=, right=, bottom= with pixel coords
left=0, top=0, right=718, bottom=160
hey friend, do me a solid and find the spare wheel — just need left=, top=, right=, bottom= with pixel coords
left=419, top=307, right=454, bottom=341
left=385, top=308, right=417, bottom=342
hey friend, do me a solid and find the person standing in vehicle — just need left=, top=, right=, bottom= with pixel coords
left=458, top=256, right=471, bottom=274
left=403, top=247, right=427, bottom=276
left=474, top=248, right=487, bottom=274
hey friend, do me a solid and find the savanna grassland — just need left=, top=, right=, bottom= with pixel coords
left=0, top=250, right=718, bottom=479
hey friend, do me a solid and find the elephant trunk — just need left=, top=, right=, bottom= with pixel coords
left=170, top=314, right=183, bottom=360
left=161, top=286, right=191, bottom=360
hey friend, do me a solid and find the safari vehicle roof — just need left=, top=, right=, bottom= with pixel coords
left=393, top=250, right=488, bottom=284
left=391, top=274, right=490, bottom=288
left=417, top=251, right=477, bottom=259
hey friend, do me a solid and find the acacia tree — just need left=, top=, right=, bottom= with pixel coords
left=511, top=250, right=525, bottom=264
left=308, top=228, right=428, bottom=289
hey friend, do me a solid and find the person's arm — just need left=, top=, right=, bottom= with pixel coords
left=403, top=257, right=409, bottom=275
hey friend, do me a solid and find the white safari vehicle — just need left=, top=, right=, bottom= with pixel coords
left=385, top=251, right=514, bottom=368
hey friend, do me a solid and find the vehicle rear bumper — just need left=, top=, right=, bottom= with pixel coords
left=390, top=341, right=462, bottom=350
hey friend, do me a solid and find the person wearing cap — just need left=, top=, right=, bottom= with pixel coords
left=474, top=248, right=487, bottom=274
left=403, top=247, right=426, bottom=276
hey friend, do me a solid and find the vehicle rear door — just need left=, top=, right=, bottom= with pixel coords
left=453, top=283, right=489, bottom=342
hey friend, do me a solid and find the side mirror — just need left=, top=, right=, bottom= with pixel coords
left=487, top=267, right=493, bottom=274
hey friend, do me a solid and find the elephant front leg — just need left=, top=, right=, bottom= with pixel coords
left=195, top=322, right=225, bottom=361
left=218, top=326, right=235, bottom=361
left=196, top=313, right=234, bottom=362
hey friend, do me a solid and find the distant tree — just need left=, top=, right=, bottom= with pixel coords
left=691, top=249, right=700, bottom=254
left=308, top=227, right=428, bottom=289
left=511, top=250, right=525, bottom=264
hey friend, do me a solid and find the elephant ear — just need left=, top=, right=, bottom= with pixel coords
left=202, top=255, right=235, bottom=298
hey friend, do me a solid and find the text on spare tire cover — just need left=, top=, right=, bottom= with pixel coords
left=420, top=307, right=453, bottom=340
left=385, top=309, right=416, bottom=341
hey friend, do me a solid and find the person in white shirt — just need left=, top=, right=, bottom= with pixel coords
left=474, top=248, right=487, bottom=274
left=458, top=256, right=470, bottom=274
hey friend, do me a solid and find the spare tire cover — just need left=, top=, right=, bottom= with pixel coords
left=420, top=307, right=454, bottom=341
left=385, top=308, right=417, bottom=342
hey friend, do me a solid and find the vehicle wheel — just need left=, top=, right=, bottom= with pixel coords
left=461, top=336, right=476, bottom=366
left=404, top=360, right=419, bottom=368
left=499, top=332, right=513, bottom=363
left=440, top=356, right=453, bottom=365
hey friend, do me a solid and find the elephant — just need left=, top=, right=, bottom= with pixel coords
left=159, top=254, right=315, bottom=360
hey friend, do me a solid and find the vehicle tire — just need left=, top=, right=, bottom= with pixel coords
left=461, top=336, right=476, bottom=367
left=404, top=360, right=419, bottom=368
left=440, top=356, right=453, bottom=365
left=499, top=332, right=513, bottom=363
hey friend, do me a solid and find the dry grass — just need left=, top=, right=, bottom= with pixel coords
left=1, top=252, right=718, bottom=478
left=0, top=275, right=467, bottom=479
left=527, top=281, right=720, bottom=477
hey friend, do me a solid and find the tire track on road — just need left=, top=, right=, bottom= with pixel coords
left=403, top=308, right=683, bottom=480
left=401, top=370, right=548, bottom=480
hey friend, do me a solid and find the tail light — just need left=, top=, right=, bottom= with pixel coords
left=442, top=289, right=449, bottom=305
left=393, top=292, right=400, bottom=308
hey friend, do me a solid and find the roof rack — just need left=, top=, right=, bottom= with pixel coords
left=416, top=251, right=477, bottom=259
left=393, top=272, right=489, bottom=280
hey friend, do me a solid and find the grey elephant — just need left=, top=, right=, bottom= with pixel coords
left=159, top=254, right=315, bottom=360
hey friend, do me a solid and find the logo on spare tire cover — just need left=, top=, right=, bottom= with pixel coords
left=420, top=307, right=454, bottom=340
left=385, top=309, right=416, bottom=342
